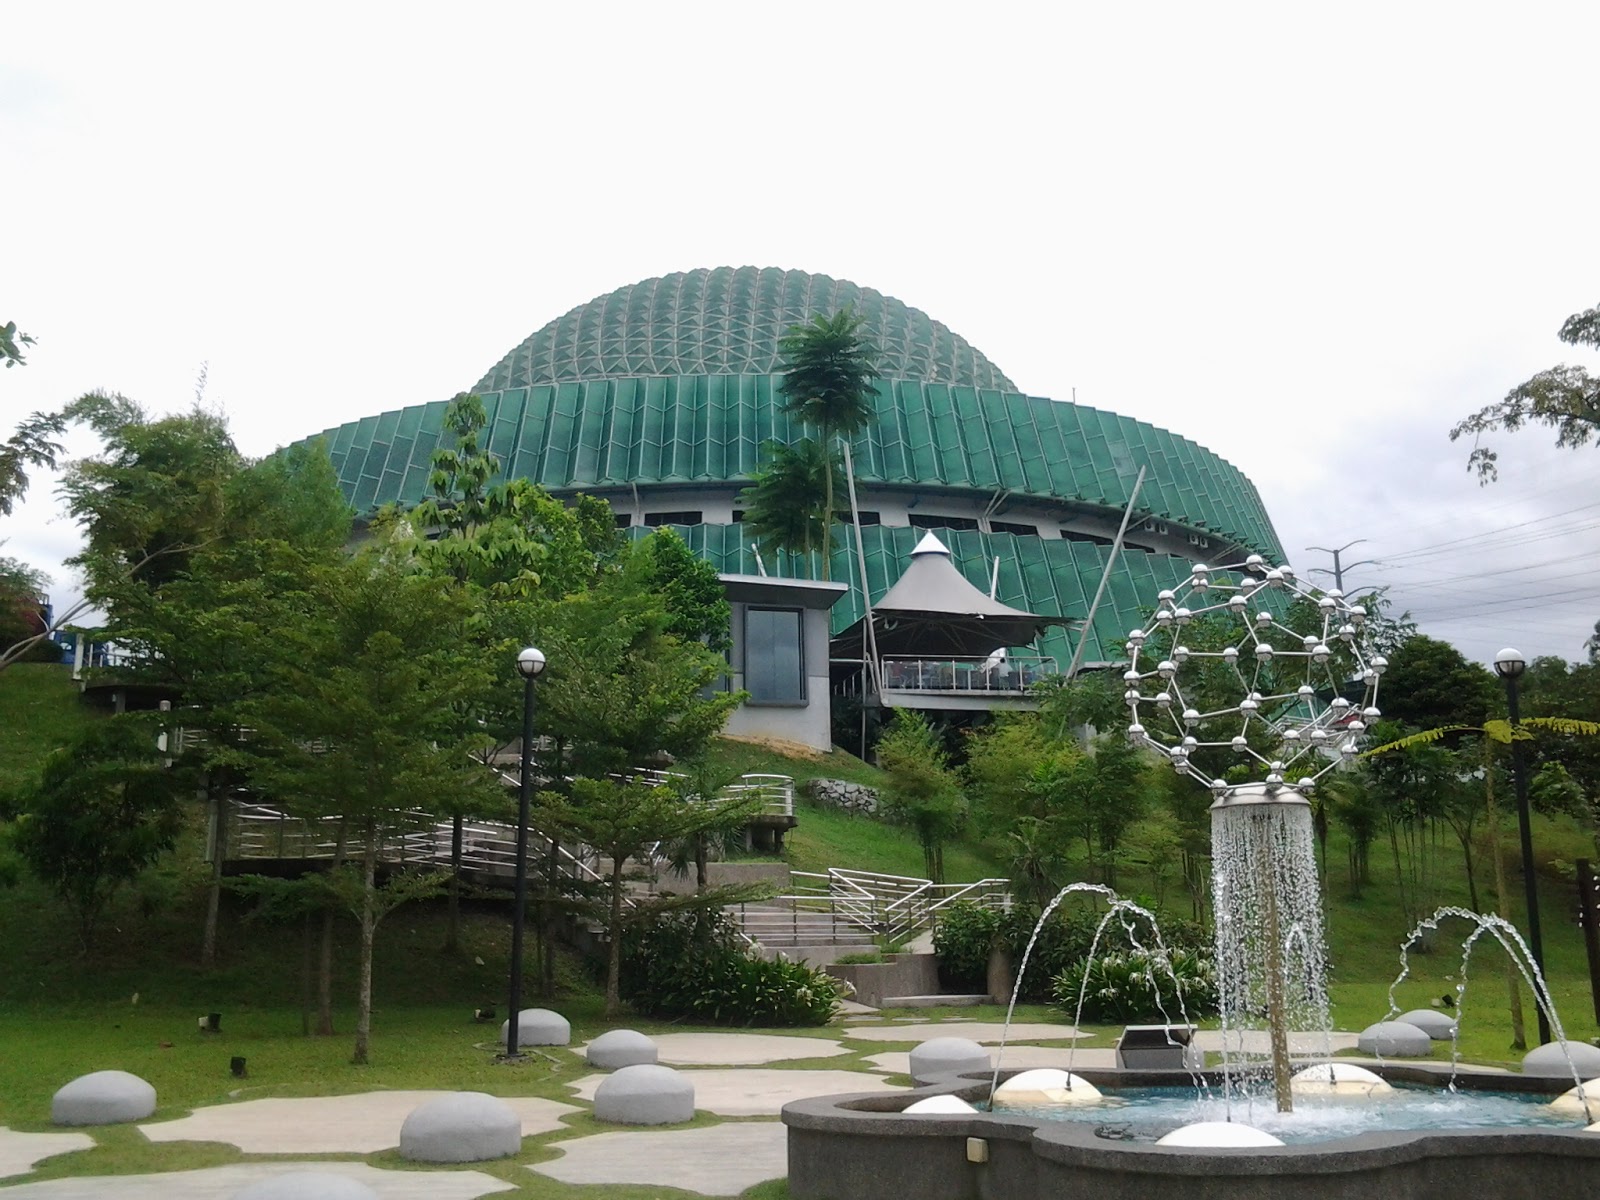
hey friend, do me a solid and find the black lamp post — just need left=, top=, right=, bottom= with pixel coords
left=1494, top=646, right=1551, bottom=1046
left=504, top=644, right=546, bottom=1060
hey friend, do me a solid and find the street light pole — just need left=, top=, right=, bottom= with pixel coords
left=1494, top=646, right=1551, bottom=1046
left=504, top=645, right=546, bottom=1060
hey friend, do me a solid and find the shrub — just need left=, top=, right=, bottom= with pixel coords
left=932, top=900, right=999, bottom=990
left=995, top=901, right=1211, bottom=1004
left=620, top=908, right=842, bottom=1026
left=1050, top=948, right=1218, bottom=1024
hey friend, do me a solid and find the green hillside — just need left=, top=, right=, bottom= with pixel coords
left=2, top=665, right=1597, bottom=1052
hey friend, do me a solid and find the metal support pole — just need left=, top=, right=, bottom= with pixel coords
left=505, top=672, right=536, bottom=1059
left=1576, top=858, right=1600, bottom=1026
left=1065, top=466, right=1145, bottom=680
left=1504, top=674, right=1551, bottom=1045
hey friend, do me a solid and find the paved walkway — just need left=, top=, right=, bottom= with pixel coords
left=531, top=1122, right=787, bottom=1196
left=0, top=1129, right=93, bottom=1179
left=0, top=1163, right=514, bottom=1199
left=141, top=1092, right=580, bottom=1154
left=567, top=1068, right=905, bottom=1116
left=7, top=1022, right=1423, bottom=1198
left=575, top=1031, right=851, bottom=1065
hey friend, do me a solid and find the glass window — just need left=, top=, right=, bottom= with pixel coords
left=745, top=607, right=804, bottom=704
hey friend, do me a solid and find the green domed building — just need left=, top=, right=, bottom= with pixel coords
left=294, top=266, right=1282, bottom=684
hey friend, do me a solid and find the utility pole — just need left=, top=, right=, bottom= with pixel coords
left=1306, top=539, right=1377, bottom=592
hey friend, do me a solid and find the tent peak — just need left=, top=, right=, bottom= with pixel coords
left=911, top=532, right=950, bottom=556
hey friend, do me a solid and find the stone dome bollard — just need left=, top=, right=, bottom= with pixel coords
left=908, top=1037, right=990, bottom=1085
left=230, top=1172, right=380, bottom=1200
left=1356, top=1021, right=1433, bottom=1057
left=498, top=1008, right=571, bottom=1048
left=399, top=1092, right=522, bottom=1163
left=51, top=1070, right=157, bottom=1126
left=587, top=1029, right=659, bottom=1070
left=593, top=1064, right=695, bottom=1125
left=903, top=1095, right=978, bottom=1114
left=991, top=1068, right=1103, bottom=1107
left=1523, top=1040, right=1600, bottom=1078
left=1396, top=1009, right=1458, bottom=1040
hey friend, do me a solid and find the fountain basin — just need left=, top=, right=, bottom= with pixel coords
left=782, top=1066, right=1600, bottom=1200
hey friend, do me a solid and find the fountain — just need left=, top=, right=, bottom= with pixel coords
left=784, top=557, right=1600, bottom=1197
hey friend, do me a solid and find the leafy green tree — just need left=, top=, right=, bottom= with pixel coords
left=876, top=711, right=966, bottom=882
left=547, top=775, right=763, bottom=1016
left=241, top=551, right=505, bottom=1064
left=1, top=320, right=34, bottom=368
left=639, top=528, right=731, bottom=654
left=1452, top=300, right=1600, bottom=483
left=2, top=716, right=183, bottom=949
left=776, top=310, right=881, bottom=580
left=0, top=408, right=66, bottom=522
left=738, top=437, right=835, bottom=573
left=1370, top=713, right=1600, bottom=1048
left=1381, top=634, right=1496, bottom=731
left=60, top=392, right=240, bottom=591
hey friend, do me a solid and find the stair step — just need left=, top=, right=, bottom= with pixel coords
left=881, top=994, right=990, bottom=1008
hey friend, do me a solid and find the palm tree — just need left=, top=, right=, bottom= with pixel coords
left=737, top=438, right=835, bottom=574
left=1369, top=715, right=1600, bottom=1048
left=776, top=310, right=881, bottom=580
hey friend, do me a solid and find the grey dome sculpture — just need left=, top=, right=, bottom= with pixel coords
left=587, top=1029, right=659, bottom=1070
left=1396, top=1008, right=1458, bottom=1040
left=1522, top=1040, right=1600, bottom=1078
left=230, top=1172, right=380, bottom=1200
left=593, top=1063, right=695, bottom=1125
left=908, top=1037, right=990, bottom=1085
left=499, top=1007, right=570, bottom=1047
left=51, top=1070, right=157, bottom=1126
left=398, top=1092, right=522, bottom=1163
left=1357, top=1021, right=1433, bottom=1057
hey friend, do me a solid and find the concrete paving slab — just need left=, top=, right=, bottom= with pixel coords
left=864, top=1046, right=1121, bottom=1075
left=568, top=1069, right=906, bottom=1116
left=574, top=1032, right=850, bottom=1066
left=530, top=1121, right=786, bottom=1197
left=1191, top=1030, right=1361, bottom=1055
left=0, top=1128, right=94, bottom=1179
left=141, top=1091, right=579, bottom=1154
left=0, top=1162, right=513, bottom=1199
left=834, top=999, right=878, bottom=1015
left=842, top=1022, right=1082, bottom=1043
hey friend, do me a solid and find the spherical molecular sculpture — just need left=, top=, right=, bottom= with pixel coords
left=1123, top=555, right=1384, bottom=795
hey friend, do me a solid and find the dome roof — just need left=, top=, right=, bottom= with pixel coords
left=472, top=266, right=1017, bottom=393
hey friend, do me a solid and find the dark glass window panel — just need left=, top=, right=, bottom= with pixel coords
left=745, top=607, right=803, bottom=703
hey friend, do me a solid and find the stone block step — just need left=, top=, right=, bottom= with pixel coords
left=880, top=994, right=990, bottom=1008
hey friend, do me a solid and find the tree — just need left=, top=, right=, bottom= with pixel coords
left=0, top=556, right=51, bottom=662
left=776, top=310, right=881, bottom=580
left=0, top=407, right=66, bottom=519
left=1, top=320, right=33, bottom=368
left=547, top=775, right=762, bottom=1016
left=1380, top=634, right=1496, bottom=732
left=1452, top=301, right=1600, bottom=483
left=1370, top=714, right=1600, bottom=1048
left=737, top=438, right=834, bottom=572
left=2, top=716, right=183, bottom=949
left=639, top=528, right=731, bottom=654
left=876, top=711, right=966, bottom=883
left=241, top=551, right=505, bottom=1065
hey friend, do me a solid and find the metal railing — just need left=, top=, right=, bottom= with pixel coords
left=876, top=655, right=1059, bottom=694
left=731, top=866, right=1009, bottom=947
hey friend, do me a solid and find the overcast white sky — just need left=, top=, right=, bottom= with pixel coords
left=4, top=2, right=1598, bottom=667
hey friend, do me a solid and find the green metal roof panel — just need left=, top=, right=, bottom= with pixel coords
left=292, top=373, right=1284, bottom=560
left=474, top=267, right=1017, bottom=394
